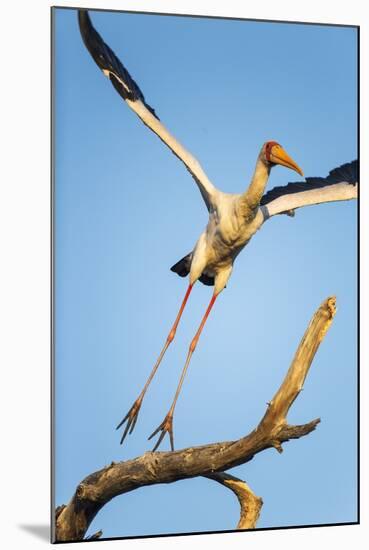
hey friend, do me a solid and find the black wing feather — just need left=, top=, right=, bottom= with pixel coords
left=261, top=160, right=357, bottom=206
left=78, top=10, right=158, bottom=118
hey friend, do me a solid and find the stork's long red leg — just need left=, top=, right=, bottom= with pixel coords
left=116, top=283, right=194, bottom=444
left=149, top=292, right=218, bottom=451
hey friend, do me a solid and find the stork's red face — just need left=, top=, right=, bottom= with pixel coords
left=263, top=141, right=304, bottom=176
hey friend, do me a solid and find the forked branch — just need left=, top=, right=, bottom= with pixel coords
left=205, top=472, right=263, bottom=529
left=54, top=296, right=336, bottom=542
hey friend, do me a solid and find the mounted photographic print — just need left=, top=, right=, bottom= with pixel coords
left=51, top=6, right=358, bottom=543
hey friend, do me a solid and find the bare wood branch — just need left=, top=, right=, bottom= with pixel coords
left=55, top=296, right=336, bottom=542
left=259, top=295, right=336, bottom=432
left=205, top=473, right=263, bottom=529
left=85, top=529, right=103, bottom=540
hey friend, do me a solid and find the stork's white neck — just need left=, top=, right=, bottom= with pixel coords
left=243, top=158, right=271, bottom=210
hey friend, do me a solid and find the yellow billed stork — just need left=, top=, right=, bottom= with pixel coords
left=78, top=10, right=358, bottom=451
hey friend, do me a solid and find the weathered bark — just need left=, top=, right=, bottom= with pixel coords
left=206, top=472, right=263, bottom=529
left=54, top=296, right=336, bottom=542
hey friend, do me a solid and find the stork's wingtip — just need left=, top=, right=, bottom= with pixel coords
left=77, top=8, right=88, bottom=20
left=78, top=8, right=91, bottom=34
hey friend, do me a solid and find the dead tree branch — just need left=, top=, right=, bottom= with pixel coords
left=54, top=296, right=336, bottom=542
left=205, top=472, right=263, bottom=528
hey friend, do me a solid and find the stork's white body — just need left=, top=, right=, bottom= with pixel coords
left=190, top=194, right=264, bottom=293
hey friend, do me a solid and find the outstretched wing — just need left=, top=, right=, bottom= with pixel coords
left=78, top=10, right=218, bottom=211
left=260, top=160, right=358, bottom=218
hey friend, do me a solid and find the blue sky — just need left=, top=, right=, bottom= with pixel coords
left=53, top=7, right=357, bottom=539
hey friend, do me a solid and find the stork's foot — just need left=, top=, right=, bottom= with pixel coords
left=116, top=396, right=143, bottom=444
left=148, top=412, right=174, bottom=452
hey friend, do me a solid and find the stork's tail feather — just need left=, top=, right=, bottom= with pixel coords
left=170, top=254, right=215, bottom=286
left=78, top=9, right=158, bottom=118
left=170, top=254, right=192, bottom=278
left=198, top=273, right=215, bottom=286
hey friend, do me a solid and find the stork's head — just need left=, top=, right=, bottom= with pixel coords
left=261, top=141, right=304, bottom=176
